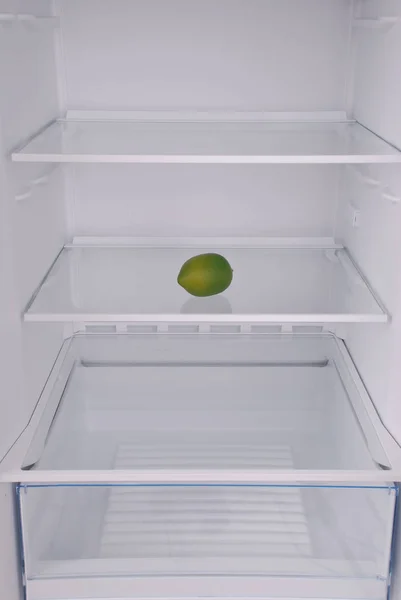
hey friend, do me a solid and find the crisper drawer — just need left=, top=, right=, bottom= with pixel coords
left=19, top=483, right=396, bottom=600
left=2, top=332, right=401, bottom=600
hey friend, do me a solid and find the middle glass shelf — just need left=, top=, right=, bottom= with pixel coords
left=24, top=239, right=387, bottom=324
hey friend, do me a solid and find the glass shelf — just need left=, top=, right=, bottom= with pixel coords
left=24, top=241, right=387, bottom=324
left=12, top=119, right=401, bottom=164
left=2, top=332, right=399, bottom=483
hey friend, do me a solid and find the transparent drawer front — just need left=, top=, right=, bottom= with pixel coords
left=20, top=483, right=396, bottom=599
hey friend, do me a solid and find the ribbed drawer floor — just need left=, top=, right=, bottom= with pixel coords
left=100, top=444, right=312, bottom=560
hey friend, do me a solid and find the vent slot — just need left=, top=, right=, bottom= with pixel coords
left=85, top=325, right=117, bottom=334
left=168, top=325, right=200, bottom=334
left=210, top=325, right=242, bottom=334
left=293, top=326, right=324, bottom=334
left=251, top=325, right=283, bottom=334
left=126, top=325, right=158, bottom=334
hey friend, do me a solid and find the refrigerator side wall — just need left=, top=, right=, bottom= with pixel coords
left=0, top=0, right=66, bottom=459
left=337, top=6, right=401, bottom=598
left=337, top=1, right=401, bottom=441
left=0, top=487, right=22, bottom=600
left=0, top=1, right=65, bottom=597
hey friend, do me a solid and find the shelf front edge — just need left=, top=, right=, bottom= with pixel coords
left=3, top=468, right=399, bottom=485
left=11, top=153, right=401, bottom=164
left=23, top=313, right=389, bottom=324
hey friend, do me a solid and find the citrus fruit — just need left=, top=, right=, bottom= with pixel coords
left=177, top=253, right=233, bottom=297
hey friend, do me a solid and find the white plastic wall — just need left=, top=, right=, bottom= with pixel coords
left=352, top=0, right=401, bottom=148
left=0, top=0, right=65, bottom=458
left=0, top=488, right=22, bottom=600
left=0, top=0, right=65, bottom=457
left=70, top=164, right=340, bottom=238
left=337, top=7, right=401, bottom=598
left=58, top=0, right=352, bottom=112
left=337, top=1, right=401, bottom=441
left=0, top=1, right=65, bottom=598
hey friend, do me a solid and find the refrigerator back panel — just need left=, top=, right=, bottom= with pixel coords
left=58, top=0, right=351, bottom=112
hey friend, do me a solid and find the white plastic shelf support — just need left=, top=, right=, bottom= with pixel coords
left=353, top=17, right=399, bottom=30
left=346, top=165, right=400, bottom=204
left=0, top=13, right=58, bottom=28
left=15, top=165, right=60, bottom=202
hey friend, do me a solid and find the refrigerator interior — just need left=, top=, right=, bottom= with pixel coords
left=1, top=1, right=401, bottom=600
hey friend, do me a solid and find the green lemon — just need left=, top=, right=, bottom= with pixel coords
left=177, top=253, right=233, bottom=297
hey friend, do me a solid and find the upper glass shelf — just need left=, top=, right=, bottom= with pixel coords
left=12, top=118, right=401, bottom=164
left=24, top=241, right=387, bottom=325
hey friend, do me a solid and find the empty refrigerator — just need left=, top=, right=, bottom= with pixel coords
left=1, top=1, right=401, bottom=600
